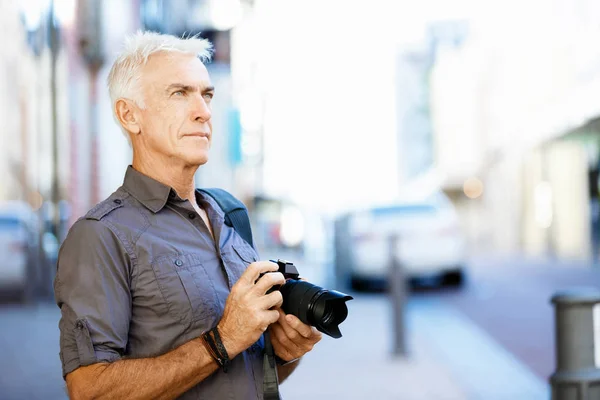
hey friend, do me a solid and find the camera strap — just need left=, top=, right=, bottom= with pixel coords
left=262, top=330, right=281, bottom=400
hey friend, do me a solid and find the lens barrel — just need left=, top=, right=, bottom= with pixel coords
left=279, top=280, right=353, bottom=338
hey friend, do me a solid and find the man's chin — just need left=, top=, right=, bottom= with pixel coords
left=188, top=154, right=209, bottom=166
left=175, top=148, right=209, bottom=167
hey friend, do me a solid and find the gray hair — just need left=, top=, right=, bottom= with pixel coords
left=107, top=31, right=213, bottom=141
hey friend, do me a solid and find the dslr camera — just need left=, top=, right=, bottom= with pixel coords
left=261, top=259, right=353, bottom=339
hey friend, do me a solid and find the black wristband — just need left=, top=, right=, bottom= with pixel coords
left=202, top=327, right=231, bottom=373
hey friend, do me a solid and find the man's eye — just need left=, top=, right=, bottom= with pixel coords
left=203, top=93, right=214, bottom=100
left=173, top=90, right=185, bottom=96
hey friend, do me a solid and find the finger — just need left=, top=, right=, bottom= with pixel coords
left=310, top=327, right=322, bottom=338
left=266, top=309, right=280, bottom=325
left=310, top=327, right=323, bottom=343
left=260, top=290, right=283, bottom=310
left=270, top=323, right=300, bottom=355
left=241, top=261, right=278, bottom=285
left=269, top=329, right=295, bottom=360
left=259, top=309, right=280, bottom=332
left=277, top=308, right=286, bottom=323
left=275, top=312, right=302, bottom=342
left=270, top=323, right=294, bottom=349
left=284, top=314, right=314, bottom=339
left=254, top=272, right=285, bottom=295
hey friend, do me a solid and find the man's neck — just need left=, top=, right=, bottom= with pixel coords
left=132, top=156, right=198, bottom=204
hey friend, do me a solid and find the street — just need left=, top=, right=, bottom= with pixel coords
left=0, top=256, right=597, bottom=399
left=418, top=256, right=600, bottom=381
left=0, top=302, right=67, bottom=400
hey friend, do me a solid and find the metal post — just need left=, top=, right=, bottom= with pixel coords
left=550, top=289, right=600, bottom=399
left=389, top=234, right=407, bottom=357
left=49, top=0, right=61, bottom=239
left=333, top=214, right=352, bottom=291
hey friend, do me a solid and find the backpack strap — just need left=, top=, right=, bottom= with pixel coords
left=198, top=188, right=255, bottom=249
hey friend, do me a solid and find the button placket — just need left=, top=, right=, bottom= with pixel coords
left=219, top=254, right=235, bottom=290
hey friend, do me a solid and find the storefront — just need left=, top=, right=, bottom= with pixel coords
left=429, top=0, right=600, bottom=261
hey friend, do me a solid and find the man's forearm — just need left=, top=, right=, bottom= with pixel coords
left=277, top=359, right=301, bottom=384
left=68, top=337, right=231, bottom=400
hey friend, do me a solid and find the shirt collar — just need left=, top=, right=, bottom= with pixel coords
left=195, top=190, right=225, bottom=220
left=122, top=165, right=175, bottom=213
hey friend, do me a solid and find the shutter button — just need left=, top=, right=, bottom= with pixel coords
left=174, top=259, right=183, bottom=267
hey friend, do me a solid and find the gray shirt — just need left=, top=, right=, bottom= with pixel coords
left=55, top=166, right=266, bottom=399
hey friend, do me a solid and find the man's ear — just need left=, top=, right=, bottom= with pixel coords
left=115, top=99, right=141, bottom=135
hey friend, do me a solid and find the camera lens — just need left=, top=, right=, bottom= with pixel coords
left=279, top=280, right=352, bottom=339
left=322, top=308, right=334, bottom=325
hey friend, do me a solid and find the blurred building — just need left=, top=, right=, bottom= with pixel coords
left=0, top=0, right=71, bottom=236
left=13, top=0, right=600, bottom=263
left=395, top=46, right=436, bottom=184
left=429, top=0, right=600, bottom=261
left=0, top=0, right=30, bottom=202
left=0, top=0, right=262, bottom=242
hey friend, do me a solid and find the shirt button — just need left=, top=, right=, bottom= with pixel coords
left=188, top=212, right=196, bottom=219
left=174, top=259, right=183, bottom=267
left=76, top=321, right=83, bottom=329
left=113, top=199, right=122, bottom=205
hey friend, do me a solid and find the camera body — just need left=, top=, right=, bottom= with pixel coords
left=263, top=259, right=300, bottom=294
left=260, top=259, right=352, bottom=339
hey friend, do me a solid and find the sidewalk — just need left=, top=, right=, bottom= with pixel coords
left=279, top=294, right=468, bottom=400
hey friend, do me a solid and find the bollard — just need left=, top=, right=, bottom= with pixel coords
left=550, top=289, right=600, bottom=400
left=389, top=234, right=407, bottom=357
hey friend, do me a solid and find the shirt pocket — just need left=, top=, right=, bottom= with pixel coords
left=232, top=241, right=258, bottom=265
left=150, top=253, right=218, bottom=324
left=229, top=241, right=259, bottom=284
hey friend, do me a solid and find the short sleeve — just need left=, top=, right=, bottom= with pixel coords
left=54, top=219, right=132, bottom=379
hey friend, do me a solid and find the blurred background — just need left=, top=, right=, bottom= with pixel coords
left=2, top=0, right=600, bottom=398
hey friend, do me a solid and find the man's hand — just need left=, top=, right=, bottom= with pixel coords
left=218, top=261, right=285, bottom=356
left=269, top=308, right=322, bottom=362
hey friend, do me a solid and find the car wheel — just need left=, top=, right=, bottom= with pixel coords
left=350, top=277, right=367, bottom=291
left=443, top=269, right=465, bottom=287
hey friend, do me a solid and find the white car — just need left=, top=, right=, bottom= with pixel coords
left=0, top=201, right=40, bottom=301
left=346, top=192, right=467, bottom=289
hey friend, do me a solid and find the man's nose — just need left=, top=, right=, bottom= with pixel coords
left=192, top=96, right=211, bottom=122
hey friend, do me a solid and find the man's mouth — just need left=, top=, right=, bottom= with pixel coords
left=183, top=132, right=210, bottom=139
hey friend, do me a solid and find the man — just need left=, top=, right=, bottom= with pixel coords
left=54, top=31, right=322, bottom=400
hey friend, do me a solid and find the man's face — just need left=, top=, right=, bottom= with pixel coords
left=135, top=52, right=214, bottom=167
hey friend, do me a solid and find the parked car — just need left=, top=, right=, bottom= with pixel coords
left=0, top=201, right=42, bottom=302
left=343, top=191, right=467, bottom=289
